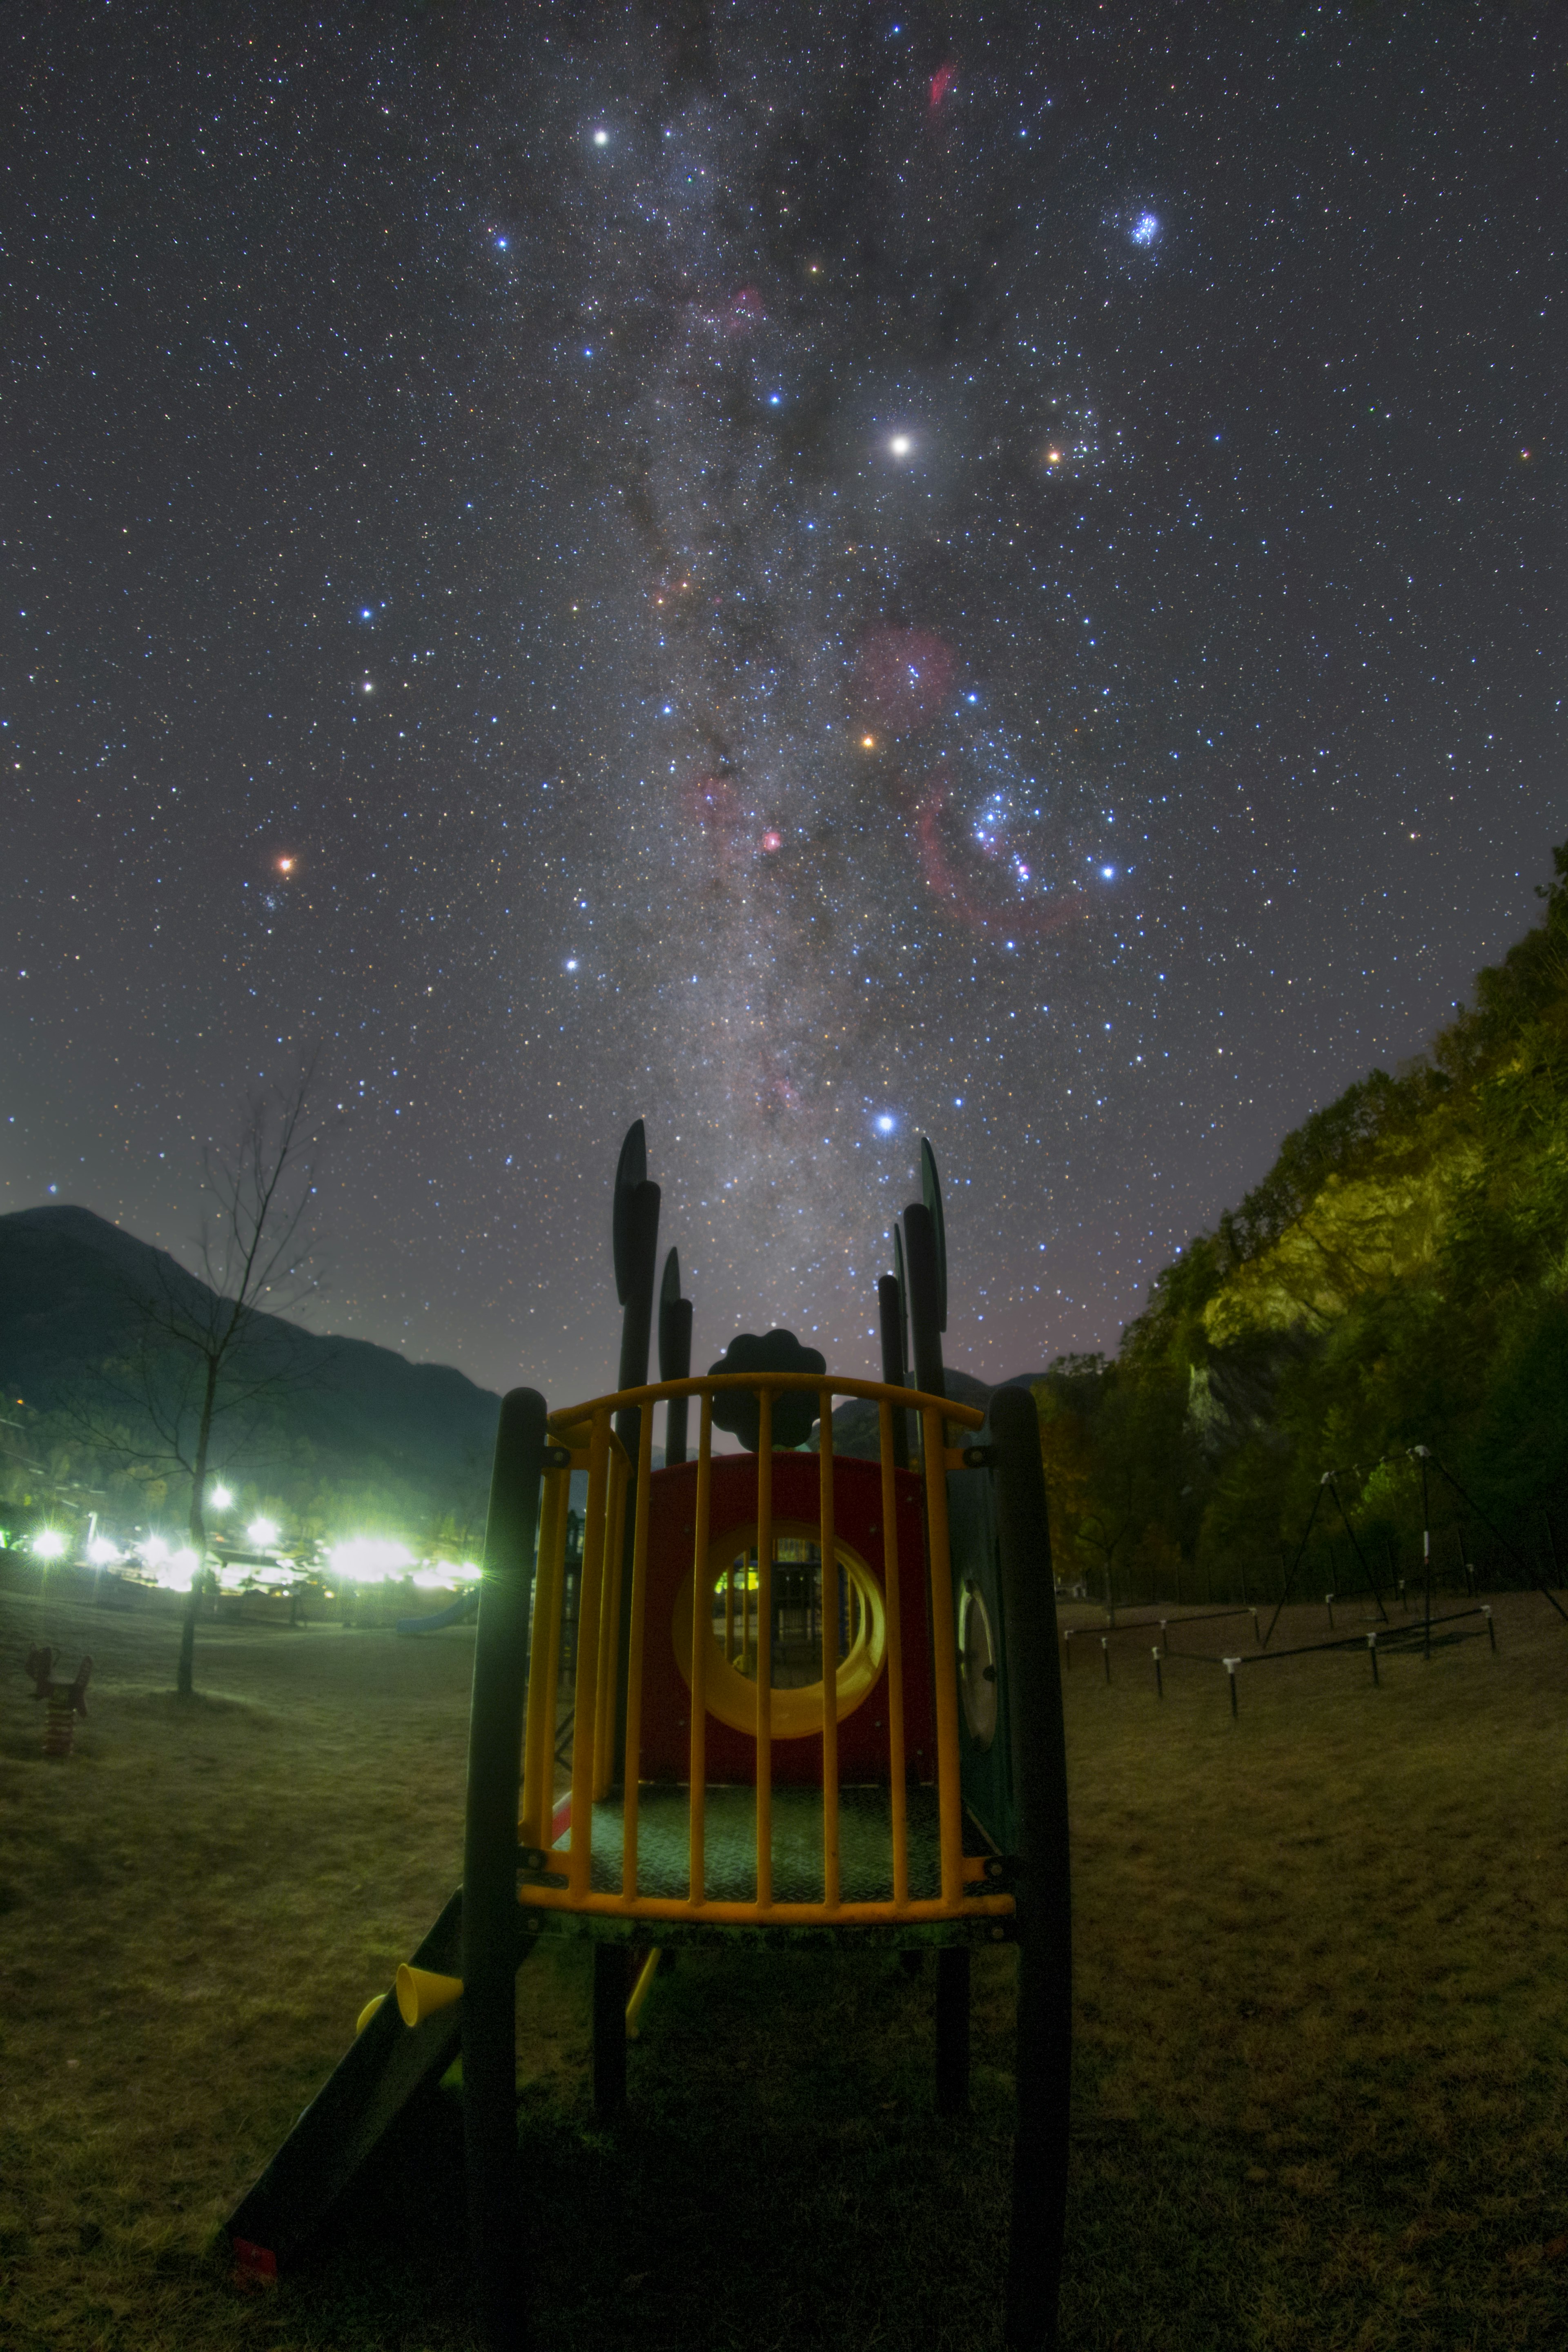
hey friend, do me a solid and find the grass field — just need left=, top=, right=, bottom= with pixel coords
left=2, top=1567, right=1566, bottom=2351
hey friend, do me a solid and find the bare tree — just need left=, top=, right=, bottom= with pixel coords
left=96, top=1060, right=330, bottom=1694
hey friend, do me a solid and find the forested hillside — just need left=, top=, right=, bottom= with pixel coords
left=0, top=1205, right=501, bottom=1548
left=1038, top=842, right=1568, bottom=1600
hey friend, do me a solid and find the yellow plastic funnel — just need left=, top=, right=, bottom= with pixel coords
left=395, top=1964, right=463, bottom=2027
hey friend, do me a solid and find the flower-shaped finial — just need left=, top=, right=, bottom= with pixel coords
left=707, top=1330, right=826, bottom=1452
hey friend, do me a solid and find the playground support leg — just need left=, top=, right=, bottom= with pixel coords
left=991, top=1388, right=1071, bottom=2352
left=462, top=1386, right=548, bottom=2352
left=593, top=1945, right=628, bottom=2120
left=935, top=1949, right=970, bottom=2116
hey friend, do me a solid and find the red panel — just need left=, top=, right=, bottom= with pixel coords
left=635, top=1453, right=935, bottom=1787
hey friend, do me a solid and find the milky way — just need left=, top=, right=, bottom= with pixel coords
left=2, top=4, right=1559, bottom=1403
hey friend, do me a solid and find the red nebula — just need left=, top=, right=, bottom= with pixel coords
left=726, top=286, right=765, bottom=334
left=912, top=773, right=1087, bottom=941
left=929, top=62, right=955, bottom=109
left=760, top=828, right=782, bottom=854
left=854, top=628, right=954, bottom=734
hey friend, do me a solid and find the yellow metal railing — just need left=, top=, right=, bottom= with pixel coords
left=517, top=1372, right=1013, bottom=1930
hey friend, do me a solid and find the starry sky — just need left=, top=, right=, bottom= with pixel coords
left=3, top=1, right=1561, bottom=1406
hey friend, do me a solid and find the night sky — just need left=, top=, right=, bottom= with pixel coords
left=3, top=2, right=1560, bottom=1407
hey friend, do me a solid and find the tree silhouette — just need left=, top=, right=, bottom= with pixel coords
left=83, top=1060, right=331, bottom=1695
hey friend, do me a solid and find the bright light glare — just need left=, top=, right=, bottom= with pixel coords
left=248, top=1517, right=279, bottom=1546
left=875, top=1115, right=897, bottom=1135
left=1100, top=865, right=1116, bottom=880
left=142, top=1546, right=201, bottom=1592
left=88, top=1536, right=118, bottom=1566
left=209, top=1483, right=233, bottom=1510
left=889, top=435, right=913, bottom=457
left=31, top=1529, right=67, bottom=1561
left=330, top=1535, right=414, bottom=1586
left=592, top=128, right=609, bottom=146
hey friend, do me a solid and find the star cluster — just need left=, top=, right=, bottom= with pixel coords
left=2, top=3, right=1559, bottom=1402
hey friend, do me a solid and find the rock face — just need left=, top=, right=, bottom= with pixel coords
left=1185, top=1331, right=1317, bottom=1463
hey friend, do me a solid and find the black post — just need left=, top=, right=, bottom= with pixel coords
left=615, top=1179, right=662, bottom=1458
left=593, top=1944, right=628, bottom=2118
left=612, top=1179, right=661, bottom=1769
left=935, top=1948, right=971, bottom=2115
left=462, top=1387, right=547, bottom=2352
left=902, top=1204, right=947, bottom=1405
left=991, top=1386, right=1072, bottom=2352
left=876, top=1273, right=911, bottom=1468
left=659, top=1249, right=692, bottom=1468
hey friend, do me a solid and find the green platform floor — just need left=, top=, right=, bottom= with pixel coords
left=555, top=1782, right=949, bottom=1906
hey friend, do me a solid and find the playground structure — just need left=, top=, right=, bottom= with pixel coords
left=227, top=1124, right=1073, bottom=2351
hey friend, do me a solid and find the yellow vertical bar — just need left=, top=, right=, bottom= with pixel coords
left=688, top=1393, right=713, bottom=1907
left=541, top=1488, right=571, bottom=1820
left=819, top=1387, right=840, bottom=1911
left=755, top=1389, right=773, bottom=1909
left=520, top=1467, right=565, bottom=1845
left=567, top=1410, right=611, bottom=1899
left=922, top=1403, right=964, bottom=1908
left=878, top=1400, right=909, bottom=1909
left=724, top=1555, right=735, bottom=1663
left=594, top=1452, right=628, bottom=1800
left=620, top=1405, right=656, bottom=1898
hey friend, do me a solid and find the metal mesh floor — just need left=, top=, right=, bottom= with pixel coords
left=569, top=1782, right=945, bottom=1905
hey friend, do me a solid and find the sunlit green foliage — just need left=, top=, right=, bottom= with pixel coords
left=1047, top=843, right=1568, bottom=1591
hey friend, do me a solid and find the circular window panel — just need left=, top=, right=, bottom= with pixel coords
left=958, top=1579, right=998, bottom=1751
left=671, top=1520, right=886, bottom=1740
